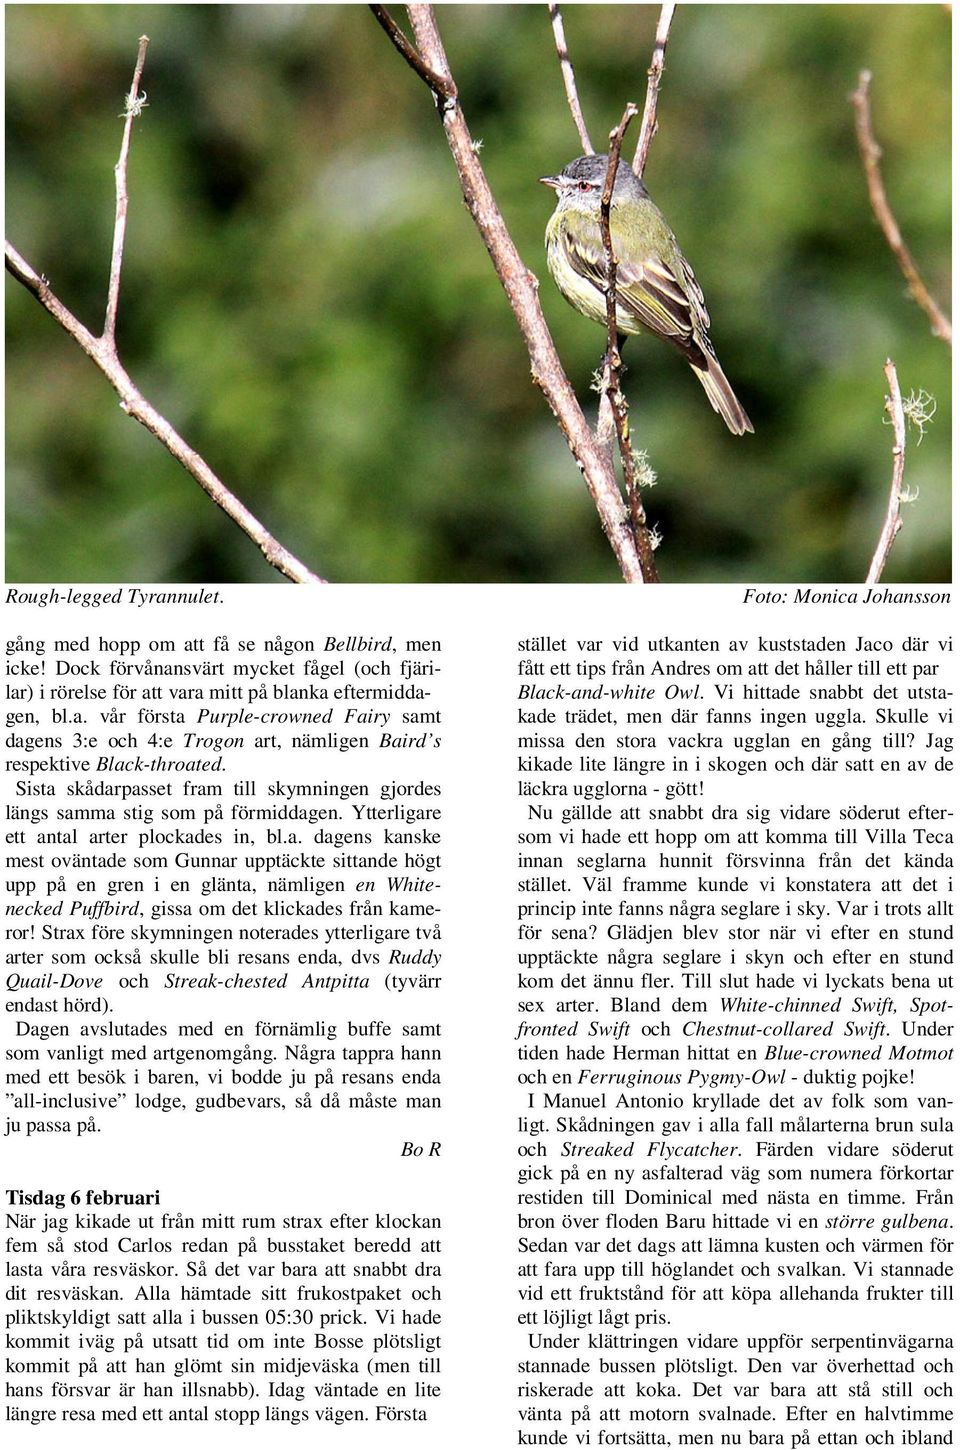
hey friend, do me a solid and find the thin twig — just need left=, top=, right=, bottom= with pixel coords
left=5, top=40, right=323, bottom=584
left=596, top=1, right=675, bottom=569
left=369, top=4, right=456, bottom=102
left=633, top=2, right=676, bottom=178
left=104, top=33, right=149, bottom=344
left=866, top=359, right=907, bottom=584
left=548, top=3, right=594, bottom=155
left=599, top=107, right=635, bottom=374
left=377, top=4, right=645, bottom=582
left=598, top=107, right=659, bottom=582
left=851, top=70, right=951, bottom=347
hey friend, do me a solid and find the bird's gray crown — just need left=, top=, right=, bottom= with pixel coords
left=559, top=154, right=648, bottom=200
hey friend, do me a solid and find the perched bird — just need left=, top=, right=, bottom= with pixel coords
left=541, top=154, right=753, bottom=435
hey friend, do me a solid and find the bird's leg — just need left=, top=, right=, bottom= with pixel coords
left=600, top=331, right=627, bottom=375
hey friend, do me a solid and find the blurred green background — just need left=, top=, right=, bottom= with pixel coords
left=5, top=4, right=951, bottom=583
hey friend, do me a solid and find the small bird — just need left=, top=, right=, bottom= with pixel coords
left=542, top=154, right=753, bottom=435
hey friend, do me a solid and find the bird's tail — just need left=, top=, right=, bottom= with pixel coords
left=690, top=351, right=754, bottom=436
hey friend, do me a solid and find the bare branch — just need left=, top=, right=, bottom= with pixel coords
left=548, top=3, right=594, bottom=155
left=6, top=241, right=104, bottom=368
left=104, top=33, right=149, bottom=344
left=369, top=5, right=456, bottom=103
left=598, top=107, right=659, bottom=582
left=377, top=4, right=644, bottom=582
left=633, top=2, right=676, bottom=178
left=5, top=35, right=324, bottom=585
left=851, top=70, right=951, bottom=347
left=6, top=243, right=324, bottom=583
left=599, top=107, right=636, bottom=369
left=866, top=359, right=907, bottom=584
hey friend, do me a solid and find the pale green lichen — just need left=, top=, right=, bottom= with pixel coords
left=902, top=388, right=936, bottom=445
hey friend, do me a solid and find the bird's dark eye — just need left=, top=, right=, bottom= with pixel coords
left=577, top=180, right=592, bottom=192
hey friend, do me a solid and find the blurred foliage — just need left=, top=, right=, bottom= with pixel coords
left=5, top=3, right=951, bottom=583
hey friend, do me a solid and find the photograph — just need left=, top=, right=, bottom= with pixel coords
left=5, top=4, right=951, bottom=584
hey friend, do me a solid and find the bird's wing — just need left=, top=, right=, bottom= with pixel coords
left=562, top=225, right=712, bottom=347
left=674, top=253, right=711, bottom=334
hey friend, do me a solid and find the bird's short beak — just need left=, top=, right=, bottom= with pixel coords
left=539, top=175, right=562, bottom=190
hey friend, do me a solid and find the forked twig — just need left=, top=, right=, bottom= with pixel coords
left=370, top=4, right=456, bottom=101
left=5, top=37, right=323, bottom=583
